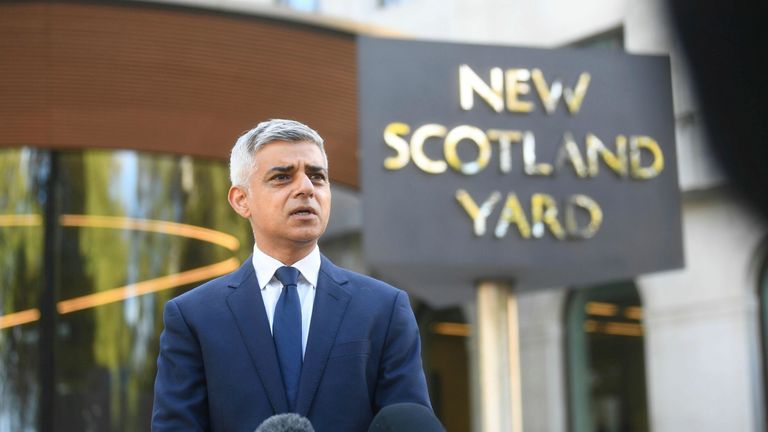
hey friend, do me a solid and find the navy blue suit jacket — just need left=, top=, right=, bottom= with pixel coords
left=152, top=256, right=431, bottom=432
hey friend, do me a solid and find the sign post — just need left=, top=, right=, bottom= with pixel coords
left=475, top=281, right=523, bottom=432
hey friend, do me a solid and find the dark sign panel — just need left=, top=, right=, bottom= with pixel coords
left=358, top=36, right=683, bottom=304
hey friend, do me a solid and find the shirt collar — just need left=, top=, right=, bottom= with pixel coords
left=251, top=243, right=320, bottom=290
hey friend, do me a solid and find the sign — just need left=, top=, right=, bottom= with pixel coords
left=358, top=36, right=683, bottom=305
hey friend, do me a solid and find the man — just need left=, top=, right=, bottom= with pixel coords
left=152, top=119, right=431, bottom=431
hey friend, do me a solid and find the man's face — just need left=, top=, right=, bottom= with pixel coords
left=231, top=140, right=331, bottom=256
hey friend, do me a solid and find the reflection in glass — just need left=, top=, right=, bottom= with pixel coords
left=0, top=148, right=46, bottom=431
left=567, top=283, right=649, bottom=432
left=51, top=151, right=252, bottom=431
left=0, top=148, right=253, bottom=430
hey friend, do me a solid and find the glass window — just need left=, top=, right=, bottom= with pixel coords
left=417, top=302, right=471, bottom=432
left=566, top=282, right=649, bottom=432
left=0, top=148, right=47, bottom=432
left=51, top=150, right=252, bottom=430
left=0, top=148, right=253, bottom=431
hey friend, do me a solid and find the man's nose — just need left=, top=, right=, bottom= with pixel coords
left=294, top=173, right=315, bottom=197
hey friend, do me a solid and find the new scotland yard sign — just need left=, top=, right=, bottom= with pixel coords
left=358, top=36, right=683, bottom=304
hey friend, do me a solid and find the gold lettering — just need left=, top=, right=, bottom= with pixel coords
left=487, top=129, right=522, bottom=173
left=456, top=189, right=502, bottom=236
left=459, top=65, right=504, bottom=113
left=530, top=68, right=563, bottom=114
left=629, top=136, right=664, bottom=179
left=564, top=73, right=591, bottom=114
left=522, top=132, right=553, bottom=176
left=504, top=69, right=534, bottom=113
left=566, top=194, right=603, bottom=239
left=494, top=193, right=531, bottom=239
left=410, top=124, right=448, bottom=174
left=444, top=125, right=492, bottom=175
left=586, top=133, right=628, bottom=177
left=382, top=122, right=411, bottom=170
left=555, top=132, right=588, bottom=177
left=531, top=193, right=565, bottom=239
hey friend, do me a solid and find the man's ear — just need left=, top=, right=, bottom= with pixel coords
left=228, top=185, right=251, bottom=218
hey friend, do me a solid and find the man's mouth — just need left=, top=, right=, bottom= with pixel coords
left=290, top=207, right=317, bottom=217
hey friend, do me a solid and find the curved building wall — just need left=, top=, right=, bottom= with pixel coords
left=0, top=3, right=365, bottom=429
left=0, top=1, right=359, bottom=187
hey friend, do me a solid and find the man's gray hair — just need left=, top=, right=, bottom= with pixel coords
left=229, top=119, right=326, bottom=187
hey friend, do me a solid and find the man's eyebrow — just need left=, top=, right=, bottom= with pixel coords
left=265, top=165, right=294, bottom=175
left=306, top=165, right=328, bottom=174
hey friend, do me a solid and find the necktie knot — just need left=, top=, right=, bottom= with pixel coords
left=275, top=266, right=300, bottom=288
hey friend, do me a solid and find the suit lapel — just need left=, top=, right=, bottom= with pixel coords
left=225, top=258, right=289, bottom=413
left=295, top=256, right=351, bottom=415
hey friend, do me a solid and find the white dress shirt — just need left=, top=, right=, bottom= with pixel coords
left=251, top=243, right=319, bottom=357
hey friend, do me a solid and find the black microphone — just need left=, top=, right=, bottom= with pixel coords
left=255, top=413, right=315, bottom=432
left=368, top=403, right=446, bottom=432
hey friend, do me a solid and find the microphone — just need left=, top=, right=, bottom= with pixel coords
left=255, top=413, right=315, bottom=432
left=368, top=403, right=446, bottom=432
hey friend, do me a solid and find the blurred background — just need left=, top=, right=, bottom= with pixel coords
left=0, top=1, right=765, bottom=431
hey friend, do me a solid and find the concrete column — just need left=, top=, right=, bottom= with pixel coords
left=517, top=288, right=569, bottom=432
left=472, top=281, right=523, bottom=432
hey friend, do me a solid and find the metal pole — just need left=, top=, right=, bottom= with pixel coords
left=39, top=151, right=59, bottom=432
left=475, top=281, right=524, bottom=432
left=507, top=290, right=524, bottom=432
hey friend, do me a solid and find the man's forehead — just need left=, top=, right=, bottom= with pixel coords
left=253, top=140, right=328, bottom=168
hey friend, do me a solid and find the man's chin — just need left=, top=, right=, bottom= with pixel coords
left=287, top=230, right=324, bottom=246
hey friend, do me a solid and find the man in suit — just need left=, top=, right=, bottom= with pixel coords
left=152, top=119, right=431, bottom=431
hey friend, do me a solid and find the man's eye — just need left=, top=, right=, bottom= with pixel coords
left=271, top=174, right=289, bottom=181
left=311, top=174, right=327, bottom=182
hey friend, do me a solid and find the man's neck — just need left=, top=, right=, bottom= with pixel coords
left=256, top=241, right=317, bottom=266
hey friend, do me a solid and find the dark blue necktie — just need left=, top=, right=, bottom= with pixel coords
left=273, top=266, right=302, bottom=411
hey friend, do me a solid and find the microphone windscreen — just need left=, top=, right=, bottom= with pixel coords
left=255, top=413, right=315, bottom=432
left=368, top=403, right=445, bottom=432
